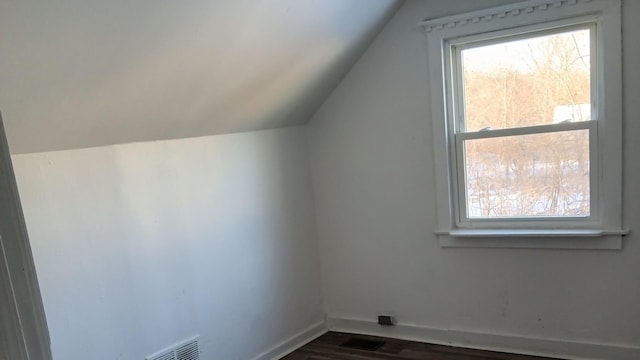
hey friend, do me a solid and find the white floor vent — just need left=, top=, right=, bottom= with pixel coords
left=146, top=336, right=200, bottom=360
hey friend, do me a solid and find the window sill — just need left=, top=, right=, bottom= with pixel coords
left=435, top=229, right=629, bottom=250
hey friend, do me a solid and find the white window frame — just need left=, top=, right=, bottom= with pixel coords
left=451, top=21, right=598, bottom=228
left=420, top=0, right=626, bottom=249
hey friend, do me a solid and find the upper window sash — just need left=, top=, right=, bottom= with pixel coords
left=447, top=20, right=598, bottom=134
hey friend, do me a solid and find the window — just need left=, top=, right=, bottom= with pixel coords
left=455, top=25, right=595, bottom=223
left=421, top=0, right=625, bottom=249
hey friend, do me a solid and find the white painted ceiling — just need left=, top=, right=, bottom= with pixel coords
left=0, top=0, right=401, bottom=154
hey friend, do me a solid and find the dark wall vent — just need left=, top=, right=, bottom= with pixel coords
left=340, top=338, right=385, bottom=351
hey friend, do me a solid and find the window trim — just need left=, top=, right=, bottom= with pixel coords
left=420, top=0, right=625, bottom=249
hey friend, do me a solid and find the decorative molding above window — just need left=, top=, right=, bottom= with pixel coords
left=418, top=0, right=599, bottom=32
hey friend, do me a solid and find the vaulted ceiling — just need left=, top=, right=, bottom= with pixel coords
left=0, top=0, right=401, bottom=154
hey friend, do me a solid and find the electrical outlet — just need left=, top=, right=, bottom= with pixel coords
left=377, top=315, right=395, bottom=326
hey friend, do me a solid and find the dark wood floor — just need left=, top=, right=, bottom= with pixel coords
left=282, top=332, right=562, bottom=360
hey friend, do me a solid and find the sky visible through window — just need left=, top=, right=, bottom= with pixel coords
left=461, top=29, right=590, bottom=72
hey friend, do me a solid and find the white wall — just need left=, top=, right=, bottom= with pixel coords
left=12, top=127, right=324, bottom=360
left=309, top=0, right=640, bottom=358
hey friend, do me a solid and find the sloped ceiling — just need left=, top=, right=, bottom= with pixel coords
left=0, top=0, right=401, bottom=154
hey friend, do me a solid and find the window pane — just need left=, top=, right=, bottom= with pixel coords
left=464, top=129, right=590, bottom=218
left=460, top=29, right=591, bottom=132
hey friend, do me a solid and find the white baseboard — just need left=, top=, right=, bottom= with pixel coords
left=327, top=316, right=640, bottom=360
left=251, top=320, right=327, bottom=360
